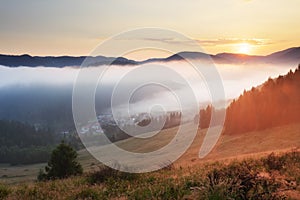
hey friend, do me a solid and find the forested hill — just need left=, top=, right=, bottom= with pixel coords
left=224, top=65, right=300, bottom=134
left=0, top=120, right=56, bottom=165
left=0, top=120, right=54, bottom=147
left=0, top=120, right=82, bottom=165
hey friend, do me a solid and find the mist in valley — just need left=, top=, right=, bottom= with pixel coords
left=0, top=61, right=295, bottom=132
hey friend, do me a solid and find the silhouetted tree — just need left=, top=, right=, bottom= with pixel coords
left=38, top=141, right=82, bottom=180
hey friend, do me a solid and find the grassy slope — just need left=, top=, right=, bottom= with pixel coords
left=1, top=122, right=299, bottom=184
left=114, top=122, right=300, bottom=167
left=179, top=123, right=300, bottom=165
left=1, top=148, right=300, bottom=199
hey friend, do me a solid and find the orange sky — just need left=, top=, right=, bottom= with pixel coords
left=0, top=0, right=299, bottom=58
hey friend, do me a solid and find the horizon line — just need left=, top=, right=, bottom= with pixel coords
left=0, top=46, right=299, bottom=60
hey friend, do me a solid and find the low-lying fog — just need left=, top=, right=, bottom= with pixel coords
left=0, top=61, right=294, bottom=129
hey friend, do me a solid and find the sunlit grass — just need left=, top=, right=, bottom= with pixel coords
left=0, top=150, right=299, bottom=199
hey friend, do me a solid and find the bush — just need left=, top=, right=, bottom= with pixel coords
left=0, top=184, right=10, bottom=200
left=204, top=161, right=282, bottom=199
left=37, top=169, right=47, bottom=181
left=38, top=141, right=83, bottom=180
left=262, top=153, right=285, bottom=171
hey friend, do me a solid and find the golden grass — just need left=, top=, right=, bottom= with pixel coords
left=1, top=123, right=299, bottom=184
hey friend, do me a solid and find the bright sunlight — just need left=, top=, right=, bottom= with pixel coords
left=237, top=43, right=252, bottom=54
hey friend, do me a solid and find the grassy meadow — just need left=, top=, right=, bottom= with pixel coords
left=0, top=150, right=300, bottom=199
left=0, top=123, right=299, bottom=199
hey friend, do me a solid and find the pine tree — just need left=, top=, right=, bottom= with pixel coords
left=38, top=141, right=82, bottom=180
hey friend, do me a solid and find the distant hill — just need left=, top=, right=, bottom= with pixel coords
left=0, top=47, right=299, bottom=67
left=0, top=54, right=137, bottom=68
left=214, top=53, right=264, bottom=64
left=224, top=64, right=300, bottom=134
left=161, top=47, right=300, bottom=65
left=265, top=47, right=300, bottom=64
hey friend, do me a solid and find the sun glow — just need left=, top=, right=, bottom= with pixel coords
left=237, top=43, right=251, bottom=55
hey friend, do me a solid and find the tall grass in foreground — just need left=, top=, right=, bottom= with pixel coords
left=1, top=150, right=300, bottom=199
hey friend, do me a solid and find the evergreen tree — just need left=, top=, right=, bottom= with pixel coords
left=38, top=141, right=82, bottom=180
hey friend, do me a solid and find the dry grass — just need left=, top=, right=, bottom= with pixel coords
left=0, top=150, right=299, bottom=199
left=0, top=123, right=299, bottom=186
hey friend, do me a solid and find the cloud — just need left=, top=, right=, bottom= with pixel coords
left=141, top=37, right=195, bottom=45
left=118, top=37, right=197, bottom=47
left=130, top=37, right=273, bottom=47
left=195, top=38, right=273, bottom=46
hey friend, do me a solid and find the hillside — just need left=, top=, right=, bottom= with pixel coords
left=1, top=122, right=299, bottom=185
left=1, top=152, right=299, bottom=199
left=0, top=54, right=137, bottom=67
left=1, top=119, right=299, bottom=198
left=224, top=65, right=300, bottom=134
left=0, top=120, right=55, bottom=165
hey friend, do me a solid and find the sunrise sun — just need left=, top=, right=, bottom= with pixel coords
left=237, top=43, right=251, bottom=54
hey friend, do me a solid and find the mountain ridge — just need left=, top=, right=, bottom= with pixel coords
left=0, top=46, right=299, bottom=67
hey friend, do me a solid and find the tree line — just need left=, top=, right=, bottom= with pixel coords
left=224, top=65, right=300, bottom=134
left=0, top=120, right=56, bottom=165
left=0, top=120, right=82, bottom=165
left=197, top=65, right=300, bottom=134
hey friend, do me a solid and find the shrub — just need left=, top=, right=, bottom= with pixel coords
left=204, top=161, right=282, bottom=199
left=38, top=141, right=83, bottom=180
left=0, top=184, right=10, bottom=200
left=262, top=153, right=285, bottom=171
left=37, top=169, right=47, bottom=181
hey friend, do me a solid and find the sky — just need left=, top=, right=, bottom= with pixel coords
left=0, top=0, right=300, bottom=59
